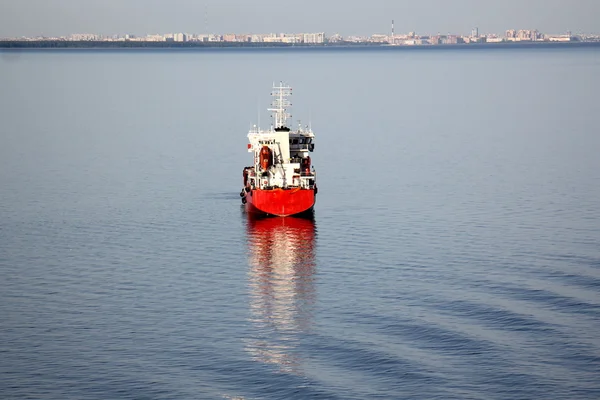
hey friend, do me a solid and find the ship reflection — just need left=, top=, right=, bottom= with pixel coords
left=245, top=214, right=317, bottom=375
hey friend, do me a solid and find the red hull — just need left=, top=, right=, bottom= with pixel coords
left=245, top=188, right=316, bottom=217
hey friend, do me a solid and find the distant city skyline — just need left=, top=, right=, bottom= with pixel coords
left=1, top=0, right=599, bottom=38
left=1, top=28, right=588, bottom=42
left=5, top=27, right=595, bottom=48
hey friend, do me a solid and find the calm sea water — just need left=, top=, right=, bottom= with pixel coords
left=1, top=47, right=600, bottom=399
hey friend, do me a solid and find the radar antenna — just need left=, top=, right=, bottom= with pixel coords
left=268, top=82, right=292, bottom=130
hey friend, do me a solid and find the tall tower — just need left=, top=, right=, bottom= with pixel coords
left=204, top=3, right=208, bottom=34
left=391, top=20, right=395, bottom=43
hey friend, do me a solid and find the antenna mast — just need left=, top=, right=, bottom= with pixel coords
left=205, top=4, right=208, bottom=34
left=268, top=82, right=292, bottom=129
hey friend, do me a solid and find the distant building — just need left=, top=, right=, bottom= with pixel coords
left=441, top=35, right=462, bottom=44
left=145, top=34, right=166, bottom=42
left=371, top=34, right=388, bottom=43
left=302, top=33, right=324, bottom=44
left=505, top=29, right=542, bottom=41
left=263, top=34, right=282, bottom=43
left=486, top=36, right=503, bottom=43
left=282, top=35, right=300, bottom=44
left=195, top=34, right=211, bottom=42
left=68, top=33, right=100, bottom=41
left=328, top=33, right=343, bottom=43
left=346, top=36, right=366, bottom=43
left=548, top=35, right=573, bottom=42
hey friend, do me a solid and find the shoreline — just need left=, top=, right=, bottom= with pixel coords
left=1, top=40, right=599, bottom=52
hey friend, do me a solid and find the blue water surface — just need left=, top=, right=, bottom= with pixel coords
left=1, top=47, right=600, bottom=399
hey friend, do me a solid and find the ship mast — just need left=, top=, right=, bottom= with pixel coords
left=268, top=82, right=292, bottom=129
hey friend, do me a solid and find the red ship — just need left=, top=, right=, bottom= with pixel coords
left=240, top=83, right=317, bottom=217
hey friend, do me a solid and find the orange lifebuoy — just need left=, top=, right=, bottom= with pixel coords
left=260, top=146, right=272, bottom=170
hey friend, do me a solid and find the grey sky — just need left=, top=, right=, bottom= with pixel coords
left=1, top=0, right=598, bottom=37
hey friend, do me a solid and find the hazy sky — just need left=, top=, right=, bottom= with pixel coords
left=1, top=0, right=598, bottom=37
